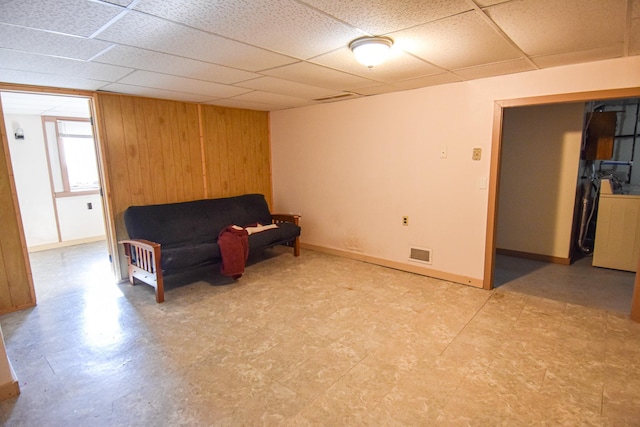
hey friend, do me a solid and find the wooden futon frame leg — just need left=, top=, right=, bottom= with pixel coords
left=120, top=239, right=165, bottom=303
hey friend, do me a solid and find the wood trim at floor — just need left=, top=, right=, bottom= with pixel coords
left=496, top=248, right=571, bottom=265
left=0, top=380, right=20, bottom=401
left=0, top=301, right=36, bottom=316
left=632, top=256, right=640, bottom=323
left=0, top=381, right=18, bottom=400
left=301, top=243, right=484, bottom=288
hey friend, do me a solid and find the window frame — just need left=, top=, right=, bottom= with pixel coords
left=43, top=116, right=100, bottom=198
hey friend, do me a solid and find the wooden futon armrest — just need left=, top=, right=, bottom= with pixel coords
left=120, top=238, right=160, bottom=251
left=119, top=239, right=165, bottom=303
left=270, top=214, right=301, bottom=256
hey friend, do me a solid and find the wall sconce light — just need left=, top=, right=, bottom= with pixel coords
left=14, top=127, right=24, bottom=140
left=349, top=36, right=394, bottom=68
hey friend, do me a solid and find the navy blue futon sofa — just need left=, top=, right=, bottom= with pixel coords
left=120, top=194, right=301, bottom=303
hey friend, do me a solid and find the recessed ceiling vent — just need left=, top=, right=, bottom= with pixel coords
left=409, top=247, right=432, bottom=264
left=313, top=92, right=357, bottom=102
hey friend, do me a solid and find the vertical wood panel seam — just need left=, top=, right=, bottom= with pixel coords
left=198, top=104, right=208, bottom=199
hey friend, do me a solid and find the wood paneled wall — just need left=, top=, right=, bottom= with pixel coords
left=0, top=90, right=271, bottom=312
left=0, top=103, right=35, bottom=314
left=97, top=94, right=271, bottom=278
left=201, top=105, right=271, bottom=203
left=98, top=94, right=204, bottom=211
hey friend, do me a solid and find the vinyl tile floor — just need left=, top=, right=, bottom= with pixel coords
left=1, top=242, right=640, bottom=426
left=494, top=254, right=636, bottom=315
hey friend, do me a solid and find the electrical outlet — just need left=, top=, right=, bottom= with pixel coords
left=402, top=216, right=409, bottom=226
left=440, top=146, right=447, bottom=159
left=472, top=148, right=482, bottom=160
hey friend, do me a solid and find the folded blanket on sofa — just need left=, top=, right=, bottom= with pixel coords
left=231, top=223, right=278, bottom=235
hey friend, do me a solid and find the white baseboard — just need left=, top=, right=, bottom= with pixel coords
left=27, top=236, right=106, bottom=253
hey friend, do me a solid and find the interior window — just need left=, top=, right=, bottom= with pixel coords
left=44, top=117, right=100, bottom=196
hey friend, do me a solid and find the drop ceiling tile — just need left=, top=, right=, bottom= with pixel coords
left=392, top=73, right=463, bottom=90
left=99, top=83, right=217, bottom=103
left=93, top=45, right=259, bottom=84
left=99, top=0, right=133, bottom=6
left=0, top=68, right=108, bottom=91
left=41, top=97, right=91, bottom=117
left=531, top=45, right=625, bottom=69
left=45, top=103, right=91, bottom=118
left=0, top=49, right=132, bottom=82
left=95, top=11, right=297, bottom=71
left=1, top=93, right=55, bottom=114
left=0, top=24, right=113, bottom=60
left=0, top=92, right=90, bottom=117
left=0, top=1, right=635, bottom=111
left=454, top=58, right=536, bottom=80
left=391, top=11, right=521, bottom=70
left=300, top=0, right=471, bottom=35
left=205, top=99, right=275, bottom=112
left=231, top=91, right=314, bottom=108
left=0, top=0, right=122, bottom=37
left=134, top=0, right=364, bottom=59
left=236, top=77, right=339, bottom=99
left=310, top=46, right=443, bottom=83
left=263, top=62, right=378, bottom=91
left=485, top=0, right=627, bottom=56
left=353, top=84, right=402, bottom=96
left=117, top=71, right=252, bottom=98
left=474, top=0, right=511, bottom=6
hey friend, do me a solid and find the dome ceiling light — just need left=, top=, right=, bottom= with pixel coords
left=349, top=36, right=393, bottom=68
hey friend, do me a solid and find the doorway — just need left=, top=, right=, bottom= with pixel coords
left=0, top=91, right=113, bottom=300
left=484, top=87, right=640, bottom=319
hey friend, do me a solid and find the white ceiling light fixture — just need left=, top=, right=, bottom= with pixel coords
left=349, top=36, right=393, bottom=68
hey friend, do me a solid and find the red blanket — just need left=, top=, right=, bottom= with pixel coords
left=218, top=226, right=249, bottom=279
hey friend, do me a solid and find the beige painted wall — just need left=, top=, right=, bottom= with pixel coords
left=497, top=103, right=585, bottom=259
left=270, top=56, right=640, bottom=285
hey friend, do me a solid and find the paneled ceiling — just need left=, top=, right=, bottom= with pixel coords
left=0, top=0, right=638, bottom=111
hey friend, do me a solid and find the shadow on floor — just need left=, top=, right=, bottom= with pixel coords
left=149, top=247, right=290, bottom=291
left=494, top=254, right=635, bottom=314
left=493, top=255, right=548, bottom=287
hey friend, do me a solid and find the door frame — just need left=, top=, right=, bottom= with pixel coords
left=0, top=83, right=120, bottom=294
left=483, top=87, right=640, bottom=321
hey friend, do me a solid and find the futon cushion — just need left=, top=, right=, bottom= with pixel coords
left=124, top=194, right=273, bottom=246
left=161, top=243, right=221, bottom=272
left=248, top=222, right=301, bottom=252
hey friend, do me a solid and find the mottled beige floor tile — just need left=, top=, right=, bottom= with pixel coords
left=376, top=383, right=447, bottom=425
left=294, top=387, right=383, bottom=426
left=232, top=382, right=311, bottom=426
left=276, top=341, right=364, bottom=401
left=248, top=331, right=333, bottom=382
left=2, top=243, right=640, bottom=425
left=602, top=381, right=640, bottom=427
left=538, top=366, right=604, bottom=416
left=323, top=353, right=413, bottom=407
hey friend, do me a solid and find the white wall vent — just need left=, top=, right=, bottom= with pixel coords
left=409, top=247, right=432, bottom=264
